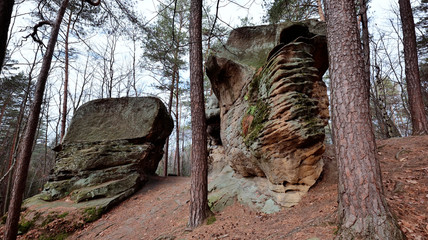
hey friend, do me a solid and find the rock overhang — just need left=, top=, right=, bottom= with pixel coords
left=206, top=20, right=329, bottom=212
left=62, top=97, right=173, bottom=144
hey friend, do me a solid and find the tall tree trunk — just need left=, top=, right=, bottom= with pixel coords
left=0, top=0, right=14, bottom=74
left=174, top=62, right=180, bottom=176
left=164, top=75, right=175, bottom=177
left=131, top=33, right=138, bottom=96
left=358, top=0, right=370, bottom=100
left=325, top=0, right=404, bottom=239
left=61, top=12, right=72, bottom=142
left=399, top=0, right=428, bottom=135
left=188, top=0, right=209, bottom=228
left=4, top=0, right=69, bottom=239
left=2, top=51, right=34, bottom=215
left=316, top=0, right=325, bottom=21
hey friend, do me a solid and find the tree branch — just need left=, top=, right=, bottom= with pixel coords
left=24, top=20, right=53, bottom=47
left=83, top=0, right=101, bottom=6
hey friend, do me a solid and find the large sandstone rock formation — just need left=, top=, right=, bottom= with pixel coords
left=26, top=97, right=173, bottom=211
left=206, top=20, right=329, bottom=212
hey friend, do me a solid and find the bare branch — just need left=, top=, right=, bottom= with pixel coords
left=24, top=20, right=52, bottom=47
left=83, top=0, right=101, bottom=6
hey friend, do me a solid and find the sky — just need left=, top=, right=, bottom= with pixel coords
left=3, top=0, right=408, bottom=142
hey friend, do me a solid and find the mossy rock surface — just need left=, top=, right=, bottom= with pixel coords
left=63, top=97, right=173, bottom=144
left=206, top=20, right=329, bottom=209
left=17, top=96, right=174, bottom=239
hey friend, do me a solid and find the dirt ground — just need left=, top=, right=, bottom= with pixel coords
left=2, top=135, right=428, bottom=239
left=69, top=135, right=428, bottom=240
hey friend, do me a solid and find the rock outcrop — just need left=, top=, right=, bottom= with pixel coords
left=206, top=20, right=329, bottom=212
left=26, top=97, right=173, bottom=211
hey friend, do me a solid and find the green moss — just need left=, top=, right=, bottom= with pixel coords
left=206, top=215, right=217, bottom=225
left=83, top=207, right=103, bottom=223
left=224, top=48, right=271, bottom=70
left=58, top=212, right=69, bottom=218
left=243, top=99, right=270, bottom=147
left=41, top=214, right=54, bottom=227
left=18, top=219, right=35, bottom=235
left=242, top=58, right=273, bottom=147
left=1, top=214, right=6, bottom=224
left=38, top=232, right=69, bottom=240
left=333, top=226, right=339, bottom=235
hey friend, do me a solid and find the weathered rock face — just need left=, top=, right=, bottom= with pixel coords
left=33, top=97, right=173, bottom=209
left=206, top=20, right=329, bottom=212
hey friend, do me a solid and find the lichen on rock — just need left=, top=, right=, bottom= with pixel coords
left=206, top=20, right=329, bottom=213
left=24, top=97, right=173, bottom=218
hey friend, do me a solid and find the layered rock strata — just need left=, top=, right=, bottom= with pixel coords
left=29, top=97, right=173, bottom=210
left=206, top=20, right=329, bottom=212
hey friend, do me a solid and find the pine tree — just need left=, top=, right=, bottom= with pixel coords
left=399, top=0, right=428, bottom=135
left=188, top=0, right=209, bottom=228
left=325, top=0, right=405, bottom=238
left=263, top=0, right=320, bottom=23
left=142, top=0, right=188, bottom=176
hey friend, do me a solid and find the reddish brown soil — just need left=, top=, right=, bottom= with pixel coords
left=2, top=135, right=428, bottom=239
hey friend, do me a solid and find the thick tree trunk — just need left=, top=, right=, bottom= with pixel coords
left=0, top=0, right=14, bottom=73
left=399, top=0, right=428, bottom=135
left=188, top=0, right=209, bottom=228
left=325, top=0, right=405, bottom=239
left=4, top=0, right=69, bottom=239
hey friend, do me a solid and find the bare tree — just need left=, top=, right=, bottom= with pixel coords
left=398, top=0, right=428, bottom=135
left=60, top=12, right=72, bottom=141
left=4, top=0, right=69, bottom=238
left=325, top=0, right=404, bottom=238
left=5, top=0, right=102, bottom=236
left=175, top=70, right=181, bottom=176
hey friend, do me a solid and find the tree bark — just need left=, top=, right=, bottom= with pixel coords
left=316, top=0, right=325, bottom=21
left=0, top=0, right=14, bottom=74
left=174, top=62, right=180, bottom=176
left=61, top=13, right=72, bottom=142
left=4, top=0, right=69, bottom=239
left=358, top=0, right=370, bottom=100
left=164, top=74, right=175, bottom=177
left=399, top=0, right=428, bottom=135
left=188, top=0, right=209, bottom=228
left=325, top=0, right=405, bottom=239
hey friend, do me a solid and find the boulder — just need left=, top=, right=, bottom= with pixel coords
left=206, top=20, right=329, bottom=212
left=28, top=97, right=173, bottom=211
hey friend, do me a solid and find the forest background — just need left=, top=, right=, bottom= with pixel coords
left=0, top=0, right=427, bottom=233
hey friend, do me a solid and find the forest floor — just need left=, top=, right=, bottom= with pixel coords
left=3, top=135, right=428, bottom=239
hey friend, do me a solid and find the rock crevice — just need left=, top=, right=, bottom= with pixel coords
left=206, top=20, right=329, bottom=212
